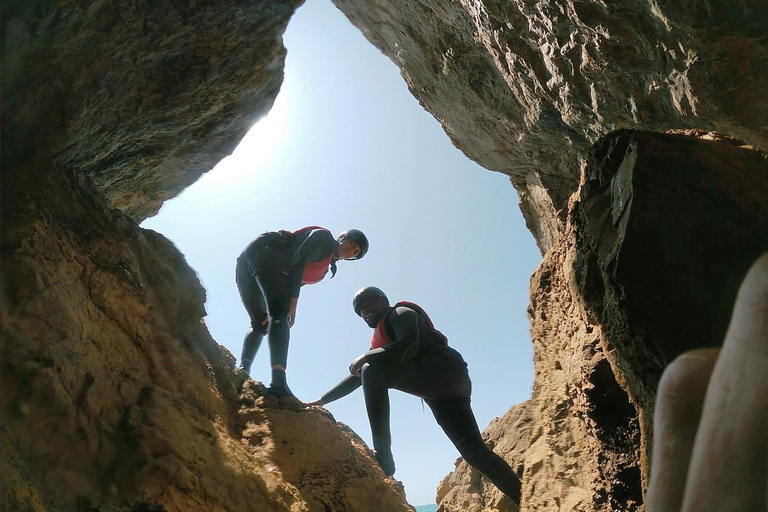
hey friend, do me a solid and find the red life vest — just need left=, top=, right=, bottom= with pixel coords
left=370, top=301, right=448, bottom=349
left=302, top=254, right=334, bottom=284
left=281, top=226, right=335, bottom=285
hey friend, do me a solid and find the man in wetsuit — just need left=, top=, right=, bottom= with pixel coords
left=236, top=227, right=368, bottom=396
left=305, top=286, right=522, bottom=505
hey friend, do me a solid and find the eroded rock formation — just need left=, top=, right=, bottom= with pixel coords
left=2, top=0, right=413, bottom=510
left=333, top=0, right=767, bottom=252
left=1, top=157, right=414, bottom=512
left=329, top=1, right=768, bottom=510
left=432, top=131, right=768, bottom=512
left=2, top=0, right=300, bottom=221
left=518, top=130, right=767, bottom=512
left=2, top=0, right=767, bottom=511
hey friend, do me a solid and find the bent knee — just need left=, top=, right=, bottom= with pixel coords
left=248, top=323, right=268, bottom=335
left=360, top=363, right=387, bottom=386
left=360, top=363, right=377, bottom=379
left=269, top=315, right=289, bottom=327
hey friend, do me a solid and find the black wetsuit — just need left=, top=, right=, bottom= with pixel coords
left=319, top=304, right=522, bottom=502
left=236, top=228, right=337, bottom=372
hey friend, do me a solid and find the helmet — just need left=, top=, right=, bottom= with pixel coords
left=337, top=229, right=369, bottom=260
left=353, top=286, right=389, bottom=316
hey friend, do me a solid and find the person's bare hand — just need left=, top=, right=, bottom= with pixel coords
left=647, top=252, right=768, bottom=512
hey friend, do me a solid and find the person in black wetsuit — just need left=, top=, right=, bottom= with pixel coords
left=236, top=227, right=368, bottom=397
left=305, top=286, right=522, bottom=505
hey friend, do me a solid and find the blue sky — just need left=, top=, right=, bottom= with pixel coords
left=142, top=0, right=541, bottom=505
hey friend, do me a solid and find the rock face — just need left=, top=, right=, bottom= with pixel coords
left=1, top=165, right=415, bottom=511
left=2, top=0, right=300, bottom=221
left=2, top=1, right=415, bottom=511
left=434, top=132, right=768, bottom=512
left=333, top=0, right=767, bottom=252
left=328, top=1, right=768, bottom=510
left=522, top=130, right=767, bottom=512
left=2, top=1, right=767, bottom=512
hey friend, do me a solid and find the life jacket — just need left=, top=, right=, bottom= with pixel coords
left=280, top=226, right=335, bottom=285
left=370, top=301, right=448, bottom=349
left=302, top=254, right=334, bottom=284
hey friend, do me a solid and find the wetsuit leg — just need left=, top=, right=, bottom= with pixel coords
left=379, top=348, right=472, bottom=401
left=241, top=234, right=293, bottom=368
left=360, top=363, right=396, bottom=475
left=253, top=270, right=291, bottom=368
left=360, top=349, right=473, bottom=476
left=428, top=398, right=521, bottom=503
left=236, top=256, right=268, bottom=374
left=250, top=265, right=293, bottom=396
left=238, top=234, right=294, bottom=395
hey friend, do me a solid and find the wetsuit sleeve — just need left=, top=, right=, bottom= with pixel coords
left=363, top=306, right=427, bottom=364
left=287, top=229, right=337, bottom=297
left=319, top=374, right=362, bottom=405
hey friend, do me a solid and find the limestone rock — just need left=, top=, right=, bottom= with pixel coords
left=1, top=164, right=415, bottom=511
left=1, top=1, right=419, bottom=509
left=441, top=131, right=767, bottom=512
left=332, top=0, right=767, bottom=251
left=2, top=0, right=301, bottom=221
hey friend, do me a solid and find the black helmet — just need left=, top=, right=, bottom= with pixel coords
left=353, top=286, right=389, bottom=316
left=337, top=229, right=369, bottom=260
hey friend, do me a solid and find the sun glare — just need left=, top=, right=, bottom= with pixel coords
left=197, top=89, right=290, bottom=187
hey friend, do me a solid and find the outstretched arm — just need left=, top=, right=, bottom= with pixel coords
left=305, top=374, right=362, bottom=407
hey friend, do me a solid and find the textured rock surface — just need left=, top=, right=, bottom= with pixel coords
left=438, top=131, right=768, bottom=511
left=1, top=165, right=415, bottom=511
left=2, top=0, right=300, bottom=221
left=333, top=0, right=767, bottom=252
left=436, top=401, right=532, bottom=512
left=1, top=1, right=417, bottom=510
left=3, top=0, right=768, bottom=511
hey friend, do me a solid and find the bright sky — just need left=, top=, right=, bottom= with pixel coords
left=141, top=0, right=541, bottom=506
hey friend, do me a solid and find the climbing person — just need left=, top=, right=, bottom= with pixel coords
left=305, top=286, right=522, bottom=506
left=236, top=227, right=368, bottom=397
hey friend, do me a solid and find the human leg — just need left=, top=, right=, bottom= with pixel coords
left=385, top=348, right=472, bottom=401
left=235, top=256, right=268, bottom=374
left=357, top=351, right=472, bottom=476
left=428, top=398, right=521, bottom=503
left=361, top=363, right=396, bottom=475
left=254, top=269, right=294, bottom=396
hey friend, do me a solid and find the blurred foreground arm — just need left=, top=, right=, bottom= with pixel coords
left=647, top=252, right=768, bottom=512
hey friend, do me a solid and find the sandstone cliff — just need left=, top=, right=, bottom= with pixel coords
left=333, top=0, right=767, bottom=252
left=2, top=0, right=414, bottom=510
left=2, top=0, right=767, bottom=512
left=431, top=131, right=768, bottom=512
left=1, top=143, right=414, bottom=512
left=328, top=0, right=768, bottom=510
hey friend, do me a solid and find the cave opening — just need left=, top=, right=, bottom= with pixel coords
left=139, top=0, right=540, bottom=506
